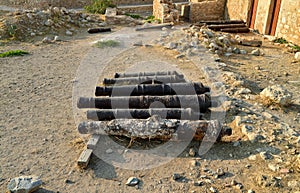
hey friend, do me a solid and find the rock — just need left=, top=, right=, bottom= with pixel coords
left=216, top=168, right=225, bottom=176
left=106, top=148, right=113, bottom=154
left=175, top=54, right=185, bottom=59
left=295, top=52, right=300, bottom=60
left=66, top=30, right=73, bottom=36
left=203, top=30, right=214, bottom=38
left=54, top=36, right=61, bottom=41
left=166, top=42, right=177, bottom=49
left=52, top=7, right=60, bottom=15
left=268, top=163, right=279, bottom=172
left=210, top=187, right=217, bottom=193
left=133, top=41, right=143, bottom=46
left=194, top=181, right=204, bottom=186
left=190, top=160, right=199, bottom=167
left=126, top=177, right=139, bottom=186
left=30, top=32, right=36, bottom=36
left=231, top=179, right=238, bottom=186
left=44, top=19, right=53, bottom=26
left=189, top=148, right=196, bottom=157
left=260, top=151, right=273, bottom=160
left=240, top=49, right=247, bottom=54
left=224, top=53, right=233, bottom=57
left=251, top=49, right=260, bottom=56
left=260, top=85, right=293, bottom=106
left=233, top=47, right=240, bottom=54
left=233, top=141, right=241, bottom=147
left=172, top=173, right=181, bottom=181
left=262, top=112, right=274, bottom=120
left=248, top=189, right=255, bottom=193
left=7, top=176, right=42, bottom=193
left=105, top=8, right=117, bottom=16
left=42, top=37, right=52, bottom=43
left=235, top=183, right=243, bottom=189
left=237, top=88, right=252, bottom=95
left=248, top=155, right=257, bottom=161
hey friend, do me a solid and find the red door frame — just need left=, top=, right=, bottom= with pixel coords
left=250, top=0, right=259, bottom=29
left=270, top=0, right=282, bottom=35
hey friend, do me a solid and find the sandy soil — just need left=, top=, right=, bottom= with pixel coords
left=0, top=25, right=299, bottom=193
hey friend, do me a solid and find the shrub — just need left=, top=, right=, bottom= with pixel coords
left=0, top=50, right=29, bottom=57
left=84, top=0, right=116, bottom=14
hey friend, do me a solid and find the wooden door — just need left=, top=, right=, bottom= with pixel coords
left=250, top=0, right=259, bottom=28
left=270, top=0, right=282, bottom=35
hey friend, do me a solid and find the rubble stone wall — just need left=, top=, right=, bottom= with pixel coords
left=275, top=0, right=300, bottom=45
left=189, top=0, right=226, bottom=23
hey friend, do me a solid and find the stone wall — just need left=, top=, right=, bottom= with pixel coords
left=225, top=0, right=252, bottom=23
left=276, top=0, right=300, bottom=45
left=254, top=0, right=274, bottom=34
left=153, top=0, right=179, bottom=23
left=112, top=0, right=187, bottom=6
left=189, top=0, right=226, bottom=23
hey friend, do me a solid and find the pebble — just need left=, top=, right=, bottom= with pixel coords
left=210, top=187, right=218, bottom=193
left=233, top=141, right=241, bottom=147
left=66, top=30, right=73, bottom=36
left=251, top=49, right=260, bottom=56
left=126, top=177, right=139, bottom=186
left=248, top=190, right=255, bottom=193
left=54, top=36, right=61, bottom=41
left=233, top=47, right=240, bottom=54
left=268, top=164, right=279, bottom=172
left=42, top=36, right=52, bottom=43
left=106, top=148, right=113, bottom=154
left=7, top=176, right=42, bottom=193
left=260, top=151, right=273, bottom=160
left=172, top=173, right=181, bottom=181
left=295, top=52, right=300, bottom=60
left=240, top=49, right=247, bottom=54
left=216, top=168, right=225, bottom=176
left=194, top=181, right=204, bottom=186
left=189, top=148, right=196, bottom=157
left=235, top=183, right=243, bottom=189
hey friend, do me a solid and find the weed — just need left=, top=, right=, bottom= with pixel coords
left=93, top=40, right=119, bottom=48
left=274, top=37, right=288, bottom=44
left=291, top=44, right=300, bottom=51
left=125, top=13, right=142, bottom=19
left=84, top=0, right=116, bottom=14
left=8, top=25, right=17, bottom=38
left=0, top=50, right=29, bottom=57
left=145, top=15, right=161, bottom=23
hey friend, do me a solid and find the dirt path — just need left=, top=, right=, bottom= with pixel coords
left=0, top=25, right=299, bottom=193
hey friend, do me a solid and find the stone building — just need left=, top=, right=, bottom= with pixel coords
left=226, top=0, right=300, bottom=45
left=117, top=0, right=299, bottom=45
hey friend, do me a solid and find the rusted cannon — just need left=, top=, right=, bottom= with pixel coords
left=78, top=94, right=212, bottom=113
left=114, top=71, right=182, bottom=78
left=86, top=108, right=202, bottom=121
left=78, top=118, right=232, bottom=141
left=87, top=27, right=112, bottom=34
left=103, top=75, right=186, bottom=85
left=95, top=83, right=210, bottom=96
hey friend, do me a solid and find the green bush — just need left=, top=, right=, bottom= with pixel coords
left=0, top=50, right=29, bottom=57
left=84, top=0, right=116, bottom=14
